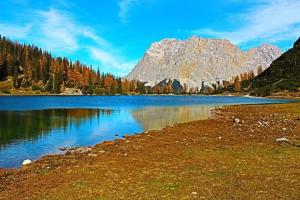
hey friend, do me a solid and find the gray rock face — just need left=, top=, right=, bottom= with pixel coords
left=126, top=36, right=282, bottom=88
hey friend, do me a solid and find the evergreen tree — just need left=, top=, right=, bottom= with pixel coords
left=13, top=61, right=19, bottom=88
left=234, top=76, right=241, bottom=92
left=200, top=81, right=205, bottom=94
left=117, top=78, right=122, bottom=94
left=87, top=72, right=94, bottom=95
left=45, top=75, right=53, bottom=92
left=53, top=71, right=62, bottom=94
left=0, top=58, right=8, bottom=81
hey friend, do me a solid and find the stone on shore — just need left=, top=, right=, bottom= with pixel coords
left=22, top=159, right=32, bottom=166
left=276, top=137, right=290, bottom=143
left=233, top=118, right=240, bottom=123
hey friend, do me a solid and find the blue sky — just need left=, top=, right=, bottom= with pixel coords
left=0, top=0, right=300, bottom=76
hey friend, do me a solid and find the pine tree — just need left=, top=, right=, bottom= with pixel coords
left=87, top=72, right=94, bottom=95
left=0, top=58, right=8, bottom=81
left=13, top=61, right=19, bottom=88
left=234, top=76, right=241, bottom=92
left=200, top=81, right=205, bottom=94
left=117, top=78, right=122, bottom=94
left=53, top=71, right=62, bottom=94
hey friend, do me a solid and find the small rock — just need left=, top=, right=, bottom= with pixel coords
left=218, top=136, right=222, bottom=140
left=88, top=153, right=97, bottom=157
left=276, top=137, right=290, bottom=143
left=233, top=118, right=240, bottom=123
left=59, top=147, right=68, bottom=151
left=282, top=128, right=287, bottom=131
left=22, top=159, right=32, bottom=166
left=99, top=150, right=106, bottom=154
left=191, top=191, right=197, bottom=195
left=77, top=147, right=92, bottom=153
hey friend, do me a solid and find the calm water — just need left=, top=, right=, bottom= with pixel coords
left=0, top=96, right=288, bottom=168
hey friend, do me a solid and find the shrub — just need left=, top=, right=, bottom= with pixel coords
left=1, top=89, right=11, bottom=94
left=32, top=84, right=41, bottom=91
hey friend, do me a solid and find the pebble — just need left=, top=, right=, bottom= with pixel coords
left=22, top=159, right=32, bottom=166
left=233, top=118, right=240, bottom=123
left=191, top=191, right=197, bottom=195
left=276, top=137, right=290, bottom=143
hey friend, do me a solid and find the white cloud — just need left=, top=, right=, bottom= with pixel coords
left=118, top=0, right=140, bottom=23
left=35, top=8, right=80, bottom=52
left=89, top=47, right=137, bottom=76
left=35, top=8, right=137, bottom=76
left=0, top=7, right=136, bottom=76
left=82, top=30, right=111, bottom=48
left=192, top=0, right=300, bottom=45
left=35, top=8, right=136, bottom=75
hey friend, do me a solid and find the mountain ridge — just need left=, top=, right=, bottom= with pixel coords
left=126, top=36, right=282, bottom=89
left=249, top=37, right=300, bottom=96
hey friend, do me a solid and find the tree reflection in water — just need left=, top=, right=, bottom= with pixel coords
left=0, top=109, right=114, bottom=149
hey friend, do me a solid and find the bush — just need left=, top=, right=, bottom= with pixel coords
left=1, top=89, right=11, bottom=94
left=31, top=84, right=41, bottom=91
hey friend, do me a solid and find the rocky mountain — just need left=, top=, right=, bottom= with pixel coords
left=126, top=36, right=282, bottom=88
left=151, top=79, right=183, bottom=94
left=249, top=37, right=300, bottom=96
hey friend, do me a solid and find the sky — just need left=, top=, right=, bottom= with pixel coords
left=0, top=0, right=300, bottom=76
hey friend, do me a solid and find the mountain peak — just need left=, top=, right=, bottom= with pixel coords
left=127, top=37, right=282, bottom=88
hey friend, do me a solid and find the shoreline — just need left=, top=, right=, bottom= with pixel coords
left=0, top=101, right=296, bottom=170
left=1, top=93, right=299, bottom=99
left=1, top=102, right=300, bottom=199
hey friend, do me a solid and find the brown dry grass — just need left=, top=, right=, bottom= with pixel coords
left=0, top=102, right=300, bottom=200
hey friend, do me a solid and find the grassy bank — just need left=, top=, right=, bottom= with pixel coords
left=0, top=102, right=300, bottom=200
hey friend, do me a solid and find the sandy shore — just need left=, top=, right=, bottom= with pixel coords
left=0, top=102, right=300, bottom=200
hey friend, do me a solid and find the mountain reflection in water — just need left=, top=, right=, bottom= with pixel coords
left=132, top=106, right=215, bottom=130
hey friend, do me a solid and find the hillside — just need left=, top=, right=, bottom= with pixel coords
left=127, top=36, right=282, bottom=89
left=0, top=35, right=146, bottom=95
left=249, top=37, right=300, bottom=96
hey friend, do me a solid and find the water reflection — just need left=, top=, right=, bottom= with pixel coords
left=0, top=109, right=114, bottom=149
left=0, top=105, right=216, bottom=168
left=0, top=96, right=288, bottom=168
left=132, top=106, right=214, bottom=130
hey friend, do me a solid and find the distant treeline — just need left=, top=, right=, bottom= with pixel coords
left=0, top=35, right=147, bottom=95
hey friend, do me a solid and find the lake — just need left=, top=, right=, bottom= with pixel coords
left=0, top=95, right=288, bottom=168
